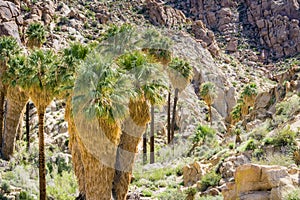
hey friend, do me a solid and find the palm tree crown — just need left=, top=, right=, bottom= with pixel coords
left=26, top=23, right=46, bottom=48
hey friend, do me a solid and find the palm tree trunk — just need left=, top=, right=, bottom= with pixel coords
left=26, top=103, right=30, bottom=150
left=112, top=99, right=150, bottom=200
left=65, top=99, right=86, bottom=196
left=171, top=88, right=179, bottom=141
left=150, top=105, right=155, bottom=164
left=208, top=105, right=212, bottom=126
left=1, top=87, right=27, bottom=160
left=38, top=108, right=46, bottom=200
left=143, top=124, right=147, bottom=165
left=167, top=90, right=171, bottom=144
left=0, top=90, right=5, bottom=149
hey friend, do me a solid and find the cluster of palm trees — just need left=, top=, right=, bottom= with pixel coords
left=0, top=23, right=201, bottom=200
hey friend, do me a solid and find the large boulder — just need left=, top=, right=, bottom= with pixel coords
left=222, top=164, right=300, bottom=200
left=0, top=0, right=22, bottom=43
left=183, top=161, right=210, bottom=186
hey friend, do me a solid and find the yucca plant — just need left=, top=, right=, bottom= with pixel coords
left=200, top=82, right=216, bottom=125
left=26, top=22, right=46, bottom=48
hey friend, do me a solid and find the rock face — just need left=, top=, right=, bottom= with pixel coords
left=191, top=20, right=220, bottom=57
left=146, top=0, right=187, bottom=27
left=0, top=0, right=22, bottom=43
left=166, top=0, right=300, bottom=59
left=183, top=161, right=210, bottom=186
left=222, top=164, right=300, bottom=200
left=244, top=0, right=300, bottom=59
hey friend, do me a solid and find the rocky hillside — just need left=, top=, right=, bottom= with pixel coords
left=0, top=0, right=300, bottom=199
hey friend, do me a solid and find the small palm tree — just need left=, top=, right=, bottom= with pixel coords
left=200, top=82, right=216, bottom=125
left=241, top=83, right=258, bottom=116
left=0, top=36, right=20, bottom=154
left=5, top=49, right=64, bottom=200
left=26, top=23, right=46, bottom=49
left=168, top=57, right=193, bottom=141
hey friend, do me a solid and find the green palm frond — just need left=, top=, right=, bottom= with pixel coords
left=241, top=83, right=258, bottom=98
left=169, top=57, right=193, bottom=80
left=200, top=82, right=216, bottom=98
left=141, top=28, right=172, bottom=64
left=73, top=53, right=134, bottom=123
left=0, top=36, right=20, bottom=63
left=117, top=50, right=168, bottom=105
left=26, top=23, right=46, bottom=48
left=98, top=24, right=137, bottom=57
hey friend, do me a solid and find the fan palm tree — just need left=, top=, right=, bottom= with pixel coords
left=168, top=57, right=193, bottom=141
left=141, top=29, right=173, bottom=145
left=72, top=50, right=133, bottom=199
left=26, top=23, right=46, bottom=49
left=0, top=36, right=20, bottom=154
left=5, top=49, right=65, bottom=200
left=112, top=50, right=167, bottom=200
left=241, top=83, right=258, bottom=116
left=61, top=43, right=89, bottom=198
left=200, top=82, right=216, bottom=125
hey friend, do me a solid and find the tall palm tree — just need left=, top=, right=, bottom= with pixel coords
left=168, top=57, right=193, bottom=141
left=5, top=49, right=64, bottom=200
left=141, top=29, right=173, bottom=145
left=0, top=36, right=20, bottom=154
left=72, top=50, right=133, bottom=200
left=26, top=23, right=46, bottom=49
left=61, top=43, right=89, bottom=198
left=112, top=50, right=167, bottom=200
left=200, top=82, right=216, bottom=125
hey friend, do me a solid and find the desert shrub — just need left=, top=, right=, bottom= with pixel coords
left=47, top=171, right=77, bottom=200
left=228, top=143, right=235, bottom=150
left=244, top=139, right=257, bottom=151
left=252, top=153, right=294, bottom=167
left=193, top=125, right=216, bottom=144
left=200, top=171, right=221, bottom=191
left=285, top=188, right=300, bottom=200
left=19, top=191, right=35, bottom=200
left=0, top=182, right=10, bottom=193
left=154, top=188, right=186, bottom=200
left=272, top=126, right=297, bottom=147
left=142, top=188, right=153, bottom=197
left=197, top=195, right=223, bottom=200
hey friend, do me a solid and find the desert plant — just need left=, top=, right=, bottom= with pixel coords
left=26, top=23, right=46, bottom=48
left=199, top=171, right=221, bottom=191
left=200, top=82, right=216, bottom=125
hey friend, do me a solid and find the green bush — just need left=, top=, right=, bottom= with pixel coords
left=142, top=188, right=153, bottom=197
left=273, top=126, right=297, bottom=147
left=19, top=191, right=34, bottom=200
left=1, top=182, right=10, bottom=193
left=244, top=139, right=257, bottom=151
left=193, top=125, right=216, bottom=144
left=0, top=194, right=8, bottom=200
left=200, top=171, right=221, bottom=191
left=228, top=143, right=235, bottom=150
left=285, top=188, right=300, bottom=200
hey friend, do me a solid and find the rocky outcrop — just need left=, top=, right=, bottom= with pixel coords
left=192, top=20, right=220, bottom=56
left=244, top=0, right=300, bottom=59
left=222, top=164, right=300, bottom=200
left=146, top=0, right=187, bottom=28
left=0, top=0, right=22, bottom=43
left=183, top=161, right=210, bottom=186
